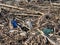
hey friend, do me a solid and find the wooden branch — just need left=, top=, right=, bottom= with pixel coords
left=0, top=3, right=44, bottom=15
left=52, top=3, right=60, bottom=6
left=14, top=13, right=41, bottom=16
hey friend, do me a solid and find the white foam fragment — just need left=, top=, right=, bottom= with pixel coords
left=9, top=30, right=18, bottom=33
left=20, top=32, right=26, bottom=36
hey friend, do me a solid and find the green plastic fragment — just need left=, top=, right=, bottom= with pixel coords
left=42, top=28, right=53, bottom=36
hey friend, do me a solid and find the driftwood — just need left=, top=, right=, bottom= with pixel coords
left=37, top=29, right=56, bottom=45
left=0, top=3, right=44, bottom=15
left=0, top=1, right=60, bottom=45
left=52, top=3, right=60, bottom=6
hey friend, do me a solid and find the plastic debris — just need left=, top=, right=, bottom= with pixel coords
left=25, top=19, right=32, bottom=29
left=11, top=18, right=18, bottom=28
left=0, top=0, right=60, bottom=45
left=42, top=28, right=53, bottom=36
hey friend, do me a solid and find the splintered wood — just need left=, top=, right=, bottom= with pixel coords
left=0, top=1, right=60, bottom=45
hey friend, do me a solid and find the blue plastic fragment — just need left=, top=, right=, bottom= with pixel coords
left=11, top=19, right=18, bottom=28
